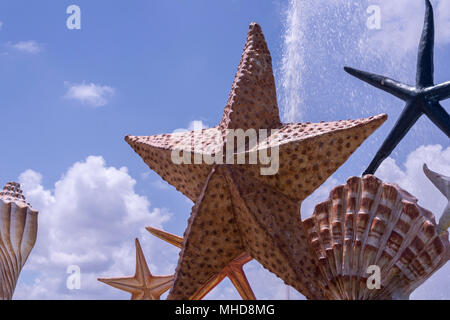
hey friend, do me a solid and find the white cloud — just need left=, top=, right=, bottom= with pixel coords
left=436, top=0, right=450, bottom=40
left=376, top=144, right=450, bottom=300
left=362, top=0, right=450, bottom=57
left=8, top=41, right=42, bottom=54
left=376, top=144, right=450, bottom=216
left=14, top=156, right=171, bottom=299
left=188, top=120, right=209, bottom=131
left=65, top=82, right=115, bottom=107
left=0, top=21, right=3, bottom=30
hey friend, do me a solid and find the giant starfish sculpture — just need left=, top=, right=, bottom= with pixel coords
left=98, top=239, right=173, bottom=300
left=345, top=0, right=450, bottom=175
left=146, top=226, right=255, bottom=300
left=424, top=164, right=450, bottom=234
left=126, top=23, right=386, bottom=299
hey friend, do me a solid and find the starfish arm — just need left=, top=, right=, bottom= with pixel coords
left=146, top=226, right=183, bottom=249
left=125, top=130, right=218, bottom=202
left=149, top=275, right=175, bottom=299
left=416, top=0, right=435, bottom=88
left=344, top=67, right=414, bottom=101
left=147, top=226, right=255, bottom=300
left=224, top=167, right=324, bottom=299
left=225, top=264, right=257, bottom=300
left=423, top=101, right=450, bottom=138
left=220, top=23, right=282, bottom=131
left=428, top=81, right=450, bottom=102
left=364, top=103, right=423, bottom=175
left=134, top=239, right=152, bottom=285
left=168, top=167, right=246, bottom=300
left=241, top=114, right=387, bottom=202
left=98, top=239, right=174, bottom=300
left=231, top=252, right=253, bottom=265
left=97, top=276, right=142, bottom=295
left=189, top=273, right=227, bottom=300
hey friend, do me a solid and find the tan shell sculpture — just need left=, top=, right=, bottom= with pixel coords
left=303, top=175, right=449, bottom=300
left=0, top=182, right=38, bottom=300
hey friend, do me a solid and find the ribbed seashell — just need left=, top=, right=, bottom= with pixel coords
left=303, top=175, right=449, bottom=300
left=0, top=182, right=38, bottom=300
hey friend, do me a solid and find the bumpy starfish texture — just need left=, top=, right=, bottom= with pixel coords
left=146, top=226, right=255, bottom=300
left=98, top=239, right=173, bottom=300
left=126, top=23, right=386, bottom=300
left=345, top=0, right=450, bottom=175
left=424, top=164, right=450, bottom=234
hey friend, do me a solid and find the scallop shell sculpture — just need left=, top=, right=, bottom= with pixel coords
left=303, top=175, right=449, bottom=300
left=0, top=182, right=38, bottom=300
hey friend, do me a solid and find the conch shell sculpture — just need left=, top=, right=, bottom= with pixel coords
left=0, top=182, right=38, bottom=300
left=303, top=175, right=449, bottom=300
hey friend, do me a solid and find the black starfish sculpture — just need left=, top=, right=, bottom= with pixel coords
left=345, top=0, right=450, bottom=175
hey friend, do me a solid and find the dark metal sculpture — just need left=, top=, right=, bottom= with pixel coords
left=345, top=0, right=450, bottom=175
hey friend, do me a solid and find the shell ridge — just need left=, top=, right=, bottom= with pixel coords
left=19, top=209, right=38, bottom=268
left=365, top=184, right=403, bottom=299
left=0, top=246, right=15, bottom=299
left=358, top=177, right=383, bottom=299
left=304, top=176, right=448, bottom=300
left=374, top=191, right=403, bottom=263
left=391, top=227, right=447, bottom=297
left=0, top=202, right=19, bottom=287
left=329, top=186, right=347, bottom=298
left=10, top=205, right=27, bottom=271
left=348, top=176, right=362, bottom=300
left=305, top=207, right=338, bottom=298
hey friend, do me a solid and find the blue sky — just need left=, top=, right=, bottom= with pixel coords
left=0, top=0, right=448, bottom=299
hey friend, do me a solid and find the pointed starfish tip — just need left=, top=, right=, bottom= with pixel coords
left=249, top=22, right=262, bottom=30
left=343, top=66, right=368, bottom=80
left=343, top=66, right=353, bottom=72
left=97, top=277, right=115, bottom=286
left=219, top=20, right=280, bottom=131
left=416, top=0, right=435, bottom=87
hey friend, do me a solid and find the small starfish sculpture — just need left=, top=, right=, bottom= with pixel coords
left=423, top=164, right=450, bottom=234
left=98, top=239, right=174, bottom=300
left=126, top=22, right=386, bottom=299
left=146, top=226, right=255, bottom=300
left=345, top=0, right=450, bottom=175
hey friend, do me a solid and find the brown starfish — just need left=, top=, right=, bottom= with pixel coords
left=146, top=226, right=255, bottom=300
left=125, top=23, right=387, bottom=299
left=98, top=239, right=173, bottom=300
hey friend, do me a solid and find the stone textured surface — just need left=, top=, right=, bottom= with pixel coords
left=0, top=182, right=38, bottom=300
left=423, top=164, right=450, bottom=234
left=125, top=23, right=387, bottom=300
left=303, top=175, right=449, bottom=300
left=147, top=226, right=255, bottom=300
left=98, top=239, right=173, bottom=300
